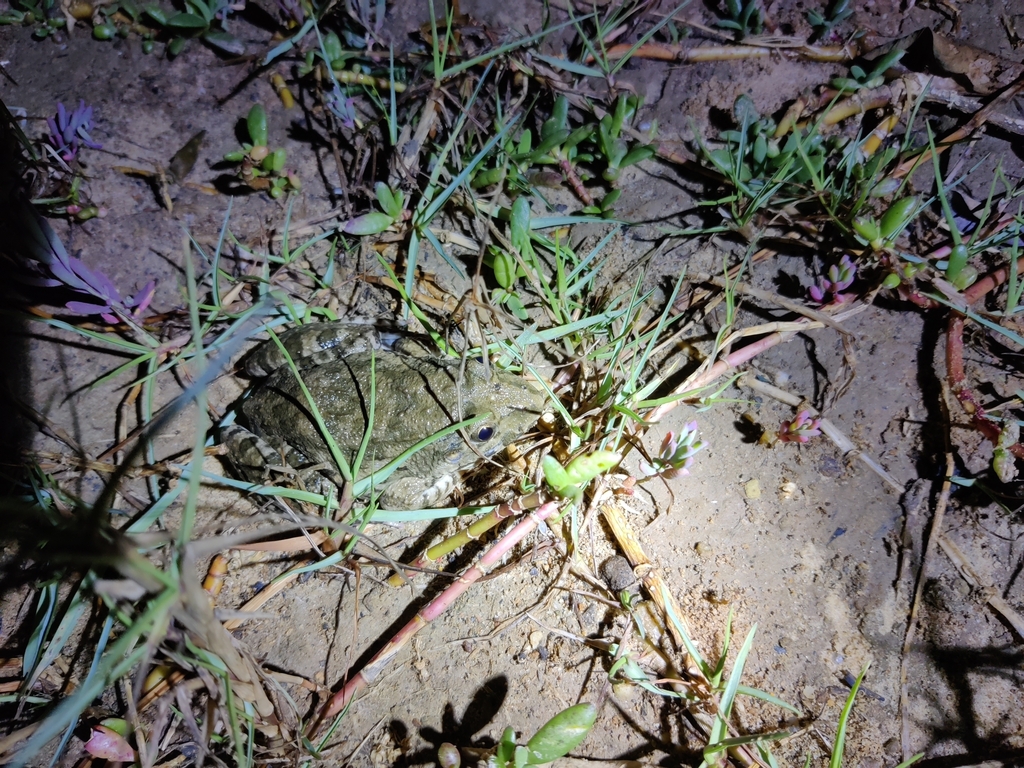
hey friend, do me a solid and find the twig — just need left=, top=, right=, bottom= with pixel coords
left=692, top=272, right=853, bottom=335
left=386, top=492, right=547, bottom=585
left=900, top=449, right=954, bottom=762
left=601, top=500, right=761, bottom=768
left=739, top=374, right=905, bottom=493
left=893, top=71, right=1024, bottom=179
left=937, top=535, right=1024, bottom=640
left=646, top=304, right=869, bottom=425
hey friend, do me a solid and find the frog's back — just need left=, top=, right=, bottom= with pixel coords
left=242, top=350, right=467, bottom=481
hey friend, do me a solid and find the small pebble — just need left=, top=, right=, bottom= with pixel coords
left=600, top=556, right=635, bottom=593
left=744, top=478, right=761, bottom=499
left=818, top=456, right=843, bottom=478
left=694, top=541, right=712, bottom=558
left=612, top=681, right=636, bottom=700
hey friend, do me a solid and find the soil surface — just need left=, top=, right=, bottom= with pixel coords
left=2, top=1, right=1024, bottom=767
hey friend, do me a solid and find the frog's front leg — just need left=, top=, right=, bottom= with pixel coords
left=222, top=425, right=341, bottom=494
left=378, top=473, right=457, bottom=510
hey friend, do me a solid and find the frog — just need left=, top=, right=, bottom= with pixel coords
left=223, top=322, right=546, bottom=510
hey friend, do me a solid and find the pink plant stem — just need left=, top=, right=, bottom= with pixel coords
left=647, top=325, right=804, bottom=425
left=963, top=255, right=1024, bottom=304
left=309, top=501, right=560, bottom=736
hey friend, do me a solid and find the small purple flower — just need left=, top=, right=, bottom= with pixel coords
left=809, top=254, right=856, bottom=304
left=639, top=421, right=706, bottom=478
left=778, top=410, right=822, bottom=444
left=46, top=100, right=102, bottom=163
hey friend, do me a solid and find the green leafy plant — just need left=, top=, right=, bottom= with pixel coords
left=483, top=703, right=598, bottom=768
left=0, top=0, right=65, bottom=37
left=142, top=0, right=244, bottom=57
left=831, top=49, right=904, bottom=92
left=485, top=199, right=534, bottom=320
left=542, top=449, right=621, bottom=507
left=473, top=94, right=654, bottom=215
left=339, top=181, right=404, bottom=235
left=90, top=0, right=158, bottom=51
left=698, top=95, right=821, bottom=229
left=807, top=0, right=853, bottom=41
left=223, top=104, right=300, bottom=199
left=513, top=96, right=594, bottom=180
left=596, top=95, right=655, bottom=183
left=715, top=0, right=763, bottom=38
left=851, top=195, right=920, bottom=252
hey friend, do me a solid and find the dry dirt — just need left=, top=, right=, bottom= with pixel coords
left=2, top=0, right=1024, bottom=767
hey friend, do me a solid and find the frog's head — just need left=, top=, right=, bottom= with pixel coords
left=441, top=366, right=547, bottom=469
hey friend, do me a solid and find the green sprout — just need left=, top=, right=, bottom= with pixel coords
left=223, top=104, right=299, bottom=199
left=485, top=703, right=598, bottom=768
left=542, top=449, right=621, bottom=506
left=142, top=0, right=244, bottom=57
left=340, top=182, right=404, bottom=236
left=90, top=0, right=157, bottom=52
left=831, top=49, right=904, bottom=93
left=807, top=0, right=854, bottom=41
left=596, top=95, right=656, bottom=183
left=851, top=195, right=920, bottom=252
left=715, top=0, right=763, bottom=38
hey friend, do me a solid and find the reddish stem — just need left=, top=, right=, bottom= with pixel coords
left=559, top=158, right=594, bottom=207
left=964, top=255, right=1024, bottom=304
left=946, top=257, right=1024, bottom=460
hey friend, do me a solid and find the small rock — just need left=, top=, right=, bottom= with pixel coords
left=600, top=556, right=635, bottom=593
left=744, top=478, right=761, bottom=499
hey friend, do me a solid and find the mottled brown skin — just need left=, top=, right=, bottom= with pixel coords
left=226, top=323, right=545, bottom=509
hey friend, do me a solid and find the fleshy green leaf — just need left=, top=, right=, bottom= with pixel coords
left=525, top=703, right=597, bottom=764
left=164, top=12, right=207, bottom=29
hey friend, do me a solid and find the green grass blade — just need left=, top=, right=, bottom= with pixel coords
left=439, top=15, right=590, bottom=80
left=734, top=684, right=802, bottom=715
left=10, top=589, right=176, bottom=767
left=659, top=583, right=710, bottom=676
left=607, top=0, right=693, bottom=78
left=417, top=115, right=519, bottom=226
left=926, top=292, right=1024, bottom=348
left=830, top=663, right=868, bottom=768
left=529, top=51, right=606, bottom=79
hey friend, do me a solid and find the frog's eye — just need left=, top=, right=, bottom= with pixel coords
left=472, top=425, right=495, bottom=442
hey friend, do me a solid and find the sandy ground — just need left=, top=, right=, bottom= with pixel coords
left=2, top=0, right=1024, bottom=766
